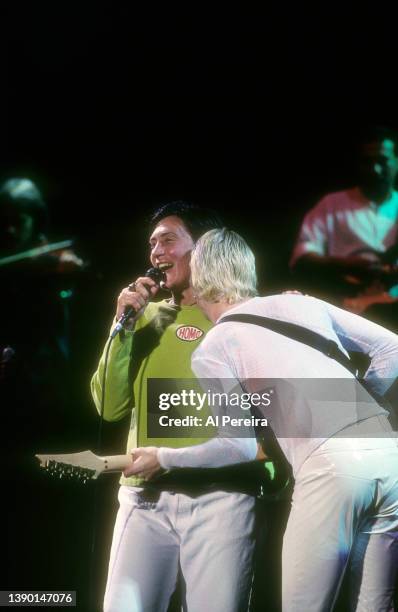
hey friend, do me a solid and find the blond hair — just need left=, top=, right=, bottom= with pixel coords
left=191, top=228, right=258, bottom=304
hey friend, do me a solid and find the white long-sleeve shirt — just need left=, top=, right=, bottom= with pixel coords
left=159, top=294, right=398, bottom=474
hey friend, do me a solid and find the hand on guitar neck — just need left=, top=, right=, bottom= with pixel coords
left=342, top=264, right=398, bottom=314
left=294, top=253, right=398, bottom=314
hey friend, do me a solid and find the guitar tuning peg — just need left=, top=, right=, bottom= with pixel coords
left=47, top=460, right=57, bottom=475
left=78, top=468, right=94, bottom=484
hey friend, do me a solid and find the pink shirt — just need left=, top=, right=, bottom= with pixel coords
left=290, top=187, right=398, bottom=267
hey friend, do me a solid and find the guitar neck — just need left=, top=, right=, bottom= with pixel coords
left=102, top=454, right=132, bottom=473
left=35, top=450, right=134, bottom=481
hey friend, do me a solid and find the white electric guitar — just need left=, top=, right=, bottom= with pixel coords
left=35, top=451, right=132, bottom=483
left=36, top=446, right=268, bottom=483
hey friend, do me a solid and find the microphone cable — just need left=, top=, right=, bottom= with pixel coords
left=88, top=267, right=165, bottom=611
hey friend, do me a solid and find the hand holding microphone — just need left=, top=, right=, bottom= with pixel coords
left=111, top=267, right=165, bottom=338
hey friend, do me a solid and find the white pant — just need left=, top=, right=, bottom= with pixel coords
left=282, top=432, right=398, bottom=611
left=104, top=486, right=255, bottom=612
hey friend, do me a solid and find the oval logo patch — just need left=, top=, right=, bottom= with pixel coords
left=176, top=325, right=204, bottom=342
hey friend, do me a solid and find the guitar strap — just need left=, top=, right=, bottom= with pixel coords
left=217, top=313, right=392, bottom=495
left=219, top=313, right=358, bottom=376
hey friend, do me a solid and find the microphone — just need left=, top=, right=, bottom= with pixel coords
left=110, top=267, right=166, bottom=338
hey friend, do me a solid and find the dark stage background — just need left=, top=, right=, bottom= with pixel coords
left=3, top=4, right=398, bottom=611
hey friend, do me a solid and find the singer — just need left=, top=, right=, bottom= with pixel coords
left=91, top=202, right=257, bottom=612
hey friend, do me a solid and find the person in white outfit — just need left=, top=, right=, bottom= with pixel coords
left=190, top=227, right=398, bottom=612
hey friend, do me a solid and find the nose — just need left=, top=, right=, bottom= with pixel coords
left=151, top=241, right=165, bottom=258
left=373, top=163, right=383, bottom=176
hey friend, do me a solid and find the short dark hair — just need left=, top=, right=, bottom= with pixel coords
left=358, top=125, right=398, bottom=152
left=0, top=178, right=49, bottom=235
left=149, top=200, right=223, bottom=241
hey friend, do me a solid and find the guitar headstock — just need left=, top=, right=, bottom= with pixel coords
left=35, top=450, right=106, bottom=483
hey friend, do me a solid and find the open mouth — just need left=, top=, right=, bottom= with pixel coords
left=158, top=262, right=173, bottom=271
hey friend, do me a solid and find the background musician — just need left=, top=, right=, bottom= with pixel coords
left=290, top=126, right=398, bottom=328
